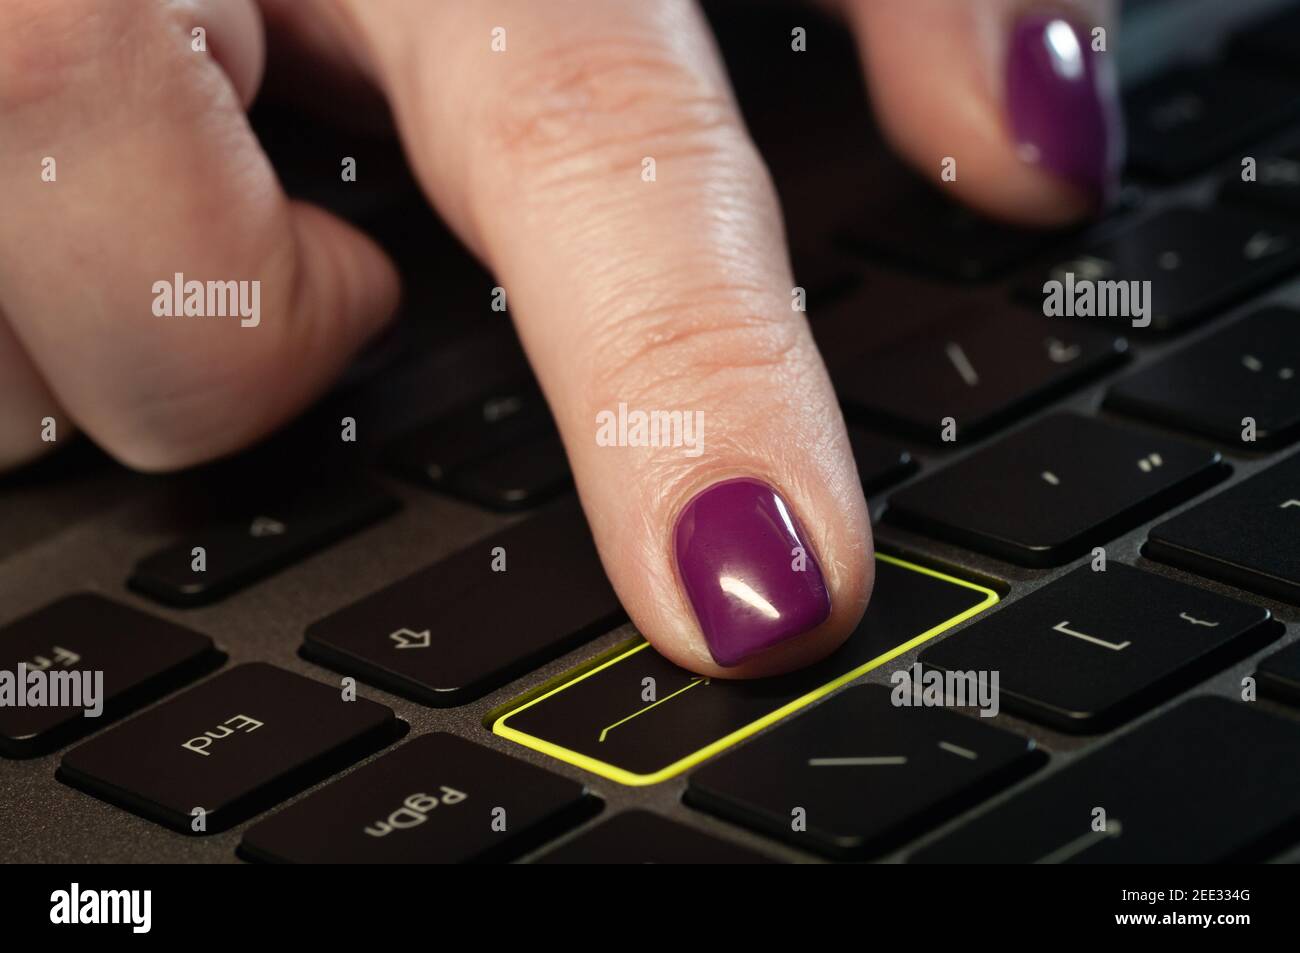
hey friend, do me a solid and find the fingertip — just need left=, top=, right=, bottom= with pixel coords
left=1004, top=11, right=1124, bottom=211
left=616, top=455, right=874, bottom=680
left=672, top=477, right=833, bottom=668
left=849, top=0, right=1122, bottom=226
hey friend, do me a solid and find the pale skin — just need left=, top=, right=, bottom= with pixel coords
left=0, top=0, right=1115, bottom=677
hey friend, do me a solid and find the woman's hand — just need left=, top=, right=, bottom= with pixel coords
left=0, top=0, right=1120, bottom=675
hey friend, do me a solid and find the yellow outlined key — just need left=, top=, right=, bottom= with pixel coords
left=492, top=554, right=998, bottom=785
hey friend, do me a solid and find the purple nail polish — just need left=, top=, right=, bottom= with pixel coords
left=673, top=478, right=831, bottom=667
left=1006, top=13, right=1123, bottom=202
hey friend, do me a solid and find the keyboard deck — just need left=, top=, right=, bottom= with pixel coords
left=5, top=1, right=1300, bottom=863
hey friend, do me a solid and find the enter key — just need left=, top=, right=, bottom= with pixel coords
left=491, top=555, right=998, bottom=785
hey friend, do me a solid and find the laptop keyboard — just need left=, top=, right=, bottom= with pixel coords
left=1104, top=306, right=1300, bottom=446
left=127, top=479, right=399, bottom=607
left=835, top=306, right=1127, bottom=442
left=1027, top=205, right=1300, bottom=332
left=684, top=685, right=1043, bottom=859
left=1146, top=452, right=1300, bottom=604
left=911, top=698, right=1300, bottom=863
left=885, top=413, right=1225, bottom=566
left=301, top=498, right=625, bottom=707
left=1122, top=64, right=1300, bottom=179
left=58, top=663, right=402, bottom=835
left=919, top=563, right=1278, bottom=732
left=239, top=732, right=596, bottom=864
left=384, top=384, right=572, bottom=511
left=0, top=595, right=220, bottom=758
left=5, top=2, right=1300, bottom=864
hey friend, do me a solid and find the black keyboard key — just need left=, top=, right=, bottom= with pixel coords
left=1029, top=206, right=1300, bottom=332
left=1148, top=452, right=1300, bottom=604
left=921, top=564, right=1275, bottom=732
left=241, top=733, right=594, bottom=863
left=128, top=480, right=397, bottom=607
left=1220, top=147, right=1300, bottom=217
left=303, top=498, right=624, bottom=706
left=493, top=555, right=996, bottom=784
left=886, top=413, right=1224, bottom=567
left=847, top=427, right=917, bottom=494
left=791, top=241, right=863, bottom=302
left=686, top=685, right=1041, bottom=858
left=534, top=811, right=777, bottom=864
left=841, top=175, right=1065, bottom=281
left=913, top=698, right=1300, bottom=862
left=1258, top=641, right=1300, bottom=707
left=837, top=308, right=1125, bottom=443
left=387, top=385, right=558, bottom=508
left=1124, top=66, right=1300, bottom=179
left=0, top=595, right=220, bottom=758
left=58, top=663, right=400, bottom=833
left=1229, top=6, right=1300, bottom=75
left=1106, top=307, right=1300, bottom=448
left=445, top=432, right=571, bottom=510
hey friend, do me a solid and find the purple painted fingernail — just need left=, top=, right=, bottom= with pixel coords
left=1006, top=13, right=1123, bottom=202
left=673, top=478, right=830, bottom=667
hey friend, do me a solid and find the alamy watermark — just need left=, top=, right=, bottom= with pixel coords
left=1043, top=267, right=1151, bottom=328
left=596, top=402, right=704, bottom=457
left=50, top=884, right=151, bottom=934
left=152, top=272, right=261, bottom=327
left=0, top=662, right=102, bottom=717
left=890, top=663, right=1000, bottom=718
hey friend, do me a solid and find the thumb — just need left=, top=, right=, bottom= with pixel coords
left=846, top=0, right=1124, bottom=225
left=0, top=0, right=399, bottom=471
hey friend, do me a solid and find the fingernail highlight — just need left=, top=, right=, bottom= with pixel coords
left=673, top=478, right=830, bottom=667
left=1006, top=13, right=1123, bottom=202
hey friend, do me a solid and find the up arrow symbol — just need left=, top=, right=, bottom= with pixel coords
left=389, top=628, right=432, bottom=650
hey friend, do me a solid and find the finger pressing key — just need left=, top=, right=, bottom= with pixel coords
left=335, top=0, right=874, bottom=676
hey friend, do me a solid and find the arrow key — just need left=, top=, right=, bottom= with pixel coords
left=303, top=498, right=625, bottom=706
